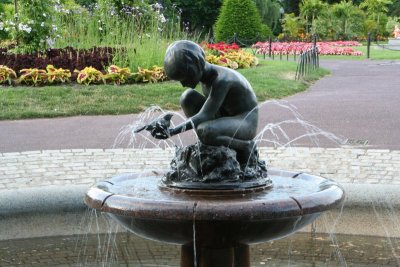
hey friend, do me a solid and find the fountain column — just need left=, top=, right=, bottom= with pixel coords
left=181, top=243, right=250, bottom=267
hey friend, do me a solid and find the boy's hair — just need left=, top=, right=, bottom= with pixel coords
left=164, top=40, right=206, bottom=80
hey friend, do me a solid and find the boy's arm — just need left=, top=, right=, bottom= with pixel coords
left=169, top=83, right=230, bottom=137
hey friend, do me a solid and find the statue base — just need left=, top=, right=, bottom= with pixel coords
left=162, top=143, right=271, bottom=190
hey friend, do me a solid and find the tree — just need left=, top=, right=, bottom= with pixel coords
left=299, top=0, right=327, bottom=34
left=389, top=0, right=400, bottom=16
left=172, top=0, right=222, bottom=34
left=254, top=0, right=282, bottom=33
left=281, top=0, right=301, bottom=16
left=359, top=0, right=393, bottom=36
left=332, top=0, right=364, bottom=38
left=214, top=0, right=270, bottom=41
left=332, top=1, right=353, bottom=36
left=359, top=0, right=393, bottom=26
left=281, top=12, right=303, bottom=39
left=314, top=8, right=341, bottom=39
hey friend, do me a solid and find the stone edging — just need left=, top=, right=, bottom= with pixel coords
left=1, top=147, right=399, bottom=190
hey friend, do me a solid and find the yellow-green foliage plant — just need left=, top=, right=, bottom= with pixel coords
left=205, top=55, right=239, bottom=70
left=0, top=65, right=17, bottom=85
left=75, top=67, right=103, bottom=85
left=19, top=68, right=48, bottom=86
left=133, top=66, right=167, bottom=83
left=205, top=51, right=258, bottom=69
left=103, top=65, right=132, bottom=85
left=224, top=50, right=259, bottom=68
left=46, top=65, right=71, bottom=84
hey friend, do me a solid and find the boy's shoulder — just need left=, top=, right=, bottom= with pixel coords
left=214, top=66, right=245, bottom=85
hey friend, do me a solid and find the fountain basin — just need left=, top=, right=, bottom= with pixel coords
left=85, top=169, right=344, bottom=266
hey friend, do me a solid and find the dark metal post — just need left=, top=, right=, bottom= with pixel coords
left=367, top=32, right=371, bottom=59
left=233, top=33, right=237, bottom=44
left=313, top=34, right=317, bottom=49
left=268, top=36, right=272, bottom=58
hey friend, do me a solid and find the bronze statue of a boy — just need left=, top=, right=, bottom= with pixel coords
left=153, top=40, right=259, bottom=164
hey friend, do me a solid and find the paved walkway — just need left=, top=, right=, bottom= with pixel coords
left=1, top=59, right=400, bottom=152
left=259, top=59, right=400, bottom=150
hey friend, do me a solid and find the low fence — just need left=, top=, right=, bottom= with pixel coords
left=295, top=46, right=319, bottom=80
left=216, top=34, right=321, bottom=79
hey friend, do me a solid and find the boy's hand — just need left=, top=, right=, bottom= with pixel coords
left=134, top=113, right=173, bottom=139
left=151, top=126, right=170, bottom=139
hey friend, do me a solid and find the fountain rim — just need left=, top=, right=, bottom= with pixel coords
left=84, top=169, right=345, bottom=221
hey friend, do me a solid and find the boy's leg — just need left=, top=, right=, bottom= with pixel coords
left=214, top=136, right=256, bottom=165
left=196, top=111, right=258, bottom=164
left=180, top=89, right=205, bottom=118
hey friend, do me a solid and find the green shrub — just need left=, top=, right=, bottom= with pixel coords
left=0, top=2, right=13, bottom=40
left=214, top=0, right=271, bottom=42
left=171, top=0, right=223, bottom=34
left=15, top=0, right=56, bottom=53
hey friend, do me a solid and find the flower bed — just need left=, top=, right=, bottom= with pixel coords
left=201, top=42, right=258, bottom=69
left=0, top=64, right=167, bottom=86
left=252, top=41, right=363, bottom=56
left=0, top=42, right=258, bottom=87
left=0, top=45, right=170, bottom=86
left=0, top=46, right=114, bottom=77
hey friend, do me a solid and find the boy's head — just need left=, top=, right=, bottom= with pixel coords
left=164, top=40, right=206, bottom=88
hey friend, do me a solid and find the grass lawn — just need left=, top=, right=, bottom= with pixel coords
left=0, top=60, right=329, bottom=120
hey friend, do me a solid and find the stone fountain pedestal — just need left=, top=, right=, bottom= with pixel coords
left=85, top=169, right=344, bottom=267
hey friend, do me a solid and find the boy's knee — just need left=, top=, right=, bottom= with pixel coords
left=180, top=89, right=196, bottom=107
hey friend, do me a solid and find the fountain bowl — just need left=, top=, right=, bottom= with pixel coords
left=85, top=169, right=344, bottom=267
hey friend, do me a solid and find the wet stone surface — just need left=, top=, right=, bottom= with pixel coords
left=0, top=232, right=399, bottom=266
left=164, top=143, right=269, bottom=187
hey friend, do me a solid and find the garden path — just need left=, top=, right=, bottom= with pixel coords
left=1, top=59, right=400, bottom=153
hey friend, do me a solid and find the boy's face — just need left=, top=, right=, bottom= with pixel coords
left=179, top=64, right=203, bottom=88
left=180, top=78, right=199, bottom=88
